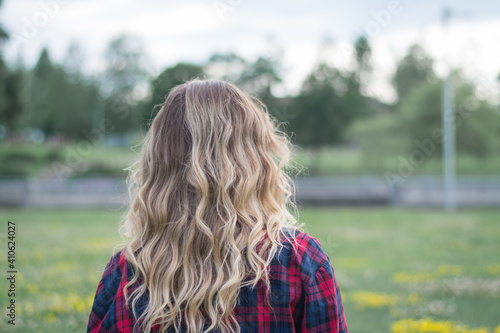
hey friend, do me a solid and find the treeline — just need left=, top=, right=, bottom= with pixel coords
left=1, top=27, right=499, bottom=159
left=0, top=34, right=375, bottom=144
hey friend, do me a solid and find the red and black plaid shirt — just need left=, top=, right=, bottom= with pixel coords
left=87, top=228, right=348, bottom=332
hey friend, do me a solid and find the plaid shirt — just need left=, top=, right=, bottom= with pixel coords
left=87, top=229, right=348, bottom=332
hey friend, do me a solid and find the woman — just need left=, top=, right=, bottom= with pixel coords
left=87, top=79, right=348, bottom=333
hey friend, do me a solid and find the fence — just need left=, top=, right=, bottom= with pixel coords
left=1, top=176, right=500, bottom=208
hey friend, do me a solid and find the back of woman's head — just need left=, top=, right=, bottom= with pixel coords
left=121, top=79, right=301, bottom=333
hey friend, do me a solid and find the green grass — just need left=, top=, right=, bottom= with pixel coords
left=0, top=208, right=499, bottom=332
left=0, top=209, right=127, bottom=332
left=299, top=208, right=500, bottom=332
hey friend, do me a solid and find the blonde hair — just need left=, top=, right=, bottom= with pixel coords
left=120, top=79, right=302, bottom=333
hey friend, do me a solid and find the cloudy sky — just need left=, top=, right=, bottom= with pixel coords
left=1, top=0, right=499, bottom=101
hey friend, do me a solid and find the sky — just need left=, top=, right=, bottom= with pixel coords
left=1, top=0, right=500, bottom=102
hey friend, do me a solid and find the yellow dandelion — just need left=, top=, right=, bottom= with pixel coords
left=46, top=312, right=56, bottom=323
left=435, top=265, right=463, bottom=277
left=390, top=318, right=489, bottom=333
left=26, top=283, right=39, bottom=295
left=393, top=271, right=435, bottom=284
left=350, top=291, right=398, bottom=309
left=486, top=265, right=500, bottom=276
left=407, top=292, right=421, bottom=304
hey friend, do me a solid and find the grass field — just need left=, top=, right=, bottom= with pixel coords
left=0, top=208, right=499, bottom=332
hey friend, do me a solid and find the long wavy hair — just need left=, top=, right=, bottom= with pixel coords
left=120, top=79, right=302, bottom=333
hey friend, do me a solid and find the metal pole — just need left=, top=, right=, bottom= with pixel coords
left=442, top=71, right=456, bottom=210
left=442, top=8, right=456, bottom=211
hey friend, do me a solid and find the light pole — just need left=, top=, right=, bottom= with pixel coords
left=441, top=7, right=456, bottom=211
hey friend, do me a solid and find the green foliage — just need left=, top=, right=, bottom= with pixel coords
left=142, top=52, right=288, bottom=130
left=349, top=42, right=500, bottom=163
left=393, top=44, right=435, bottom=105
left=349, top=76, right=500, bottom=162
left=3, top=141, right=500, bottom=179
left=70, top=161, right=126, bottom=179
left=46, top=149, right=62, bottom=162
left=354, top=35, right=372, bottom=71
left=0, top=4, right=25, bottom=133
left=289, top=63, right=368, bottom=147
left=286, top=36, right=375, bottom=148
left=0, top=158, right=30, bottom=178
left=399, top=77, right=500, bottom=158
left=205, top=52, right=286, bottom=124
left=0, top=0, right=7, bottom=42
left=18, top=49, right=100, bottom=140
left=0, top=63, right=25, bottom=131
left=102, top=35, right=148, bottom=97
left=205, top=52, right=246, bottom=83
left=0, top=33, right=498, bottom=169
left=0, top=143, right=63, bottom=178
left=353, top=35, right=373, bottom=92
left=206, top=52, right=283, bottom=100
left=101, top=35, right=149, bottom=134
left=348, top=113, right=408, bottom=156
left=236, top=56, right=282, bottom=99
left=141, top=62, right=205, bottom=126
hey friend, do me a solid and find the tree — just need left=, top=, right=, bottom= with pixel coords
left=102, top=35, right=148, bottom=97
left=19, top=48, right=101, bottom=140
left=290, top=63, right=367, bottom=148
left=393, top=44, right=434, bottom=106
left=63, top=41, right=86, bottom=82
left=141, top=62, right=205, bottom=127
left=353, top=35, right=372, bottom=95
left=400, top=75, right=500, bottom=158
left=0, top=0, right=7, bottom=42
left=53, top=73, right=101, bottom=140
left=237, top=56, right=282, bottom=100
left=21, top=48, right=57, bottom=134
left=0, top=0, right=25, bottom=135
left=204, top=52, right=246, bottom=84
left=205, top=51, right=286, bottom=122
left=205, top=51, right=283, bottom=100
left=101, top=35, right=149, bottom=133
left=0, top=65, right=25, bottom=132
left=287, top=36, right=378, bottom=155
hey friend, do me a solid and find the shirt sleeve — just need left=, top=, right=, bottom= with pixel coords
left=303, top=260, right=348, bottom=332
left=297, top=235, right=349, bottom=332
left=87, top=250, right=124, bottom=333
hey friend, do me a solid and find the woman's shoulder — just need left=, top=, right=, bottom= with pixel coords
left=101, top=247, right=127, bottom=278
left=106, top=247, right=127, bottom=268
left=98, top=247, right=131, bottom=285
left=279, top=227, right=331, bottom=276
left=281, top=227, right=328, bottom=256
left=97, top=247, right=143, bottom=296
